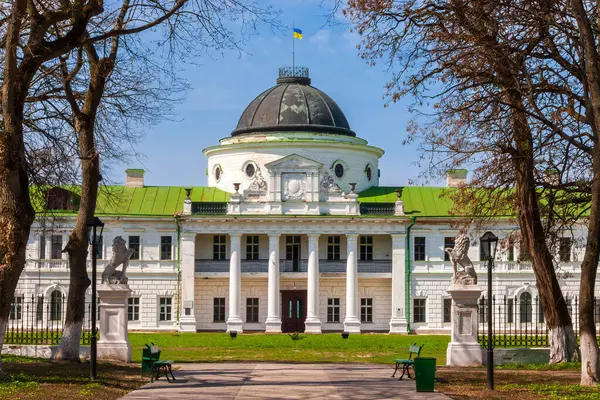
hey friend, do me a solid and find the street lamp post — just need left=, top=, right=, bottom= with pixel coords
left=87, top=217, right=104, bottom=381
left=480, top=231, right=498, bottom=391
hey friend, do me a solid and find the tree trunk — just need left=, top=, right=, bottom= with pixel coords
left=508, top=87, right=578, bottom=363
left=53, top=57, right=107, bottom=361
left=569, top=0, right=600, bottom=384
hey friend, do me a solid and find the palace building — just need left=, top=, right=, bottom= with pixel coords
left=15, top=68, right=591, bottom=334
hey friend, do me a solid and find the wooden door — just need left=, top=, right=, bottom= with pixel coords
left=281, top=290, right=306, bottom=333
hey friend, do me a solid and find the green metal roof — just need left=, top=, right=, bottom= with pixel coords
left=358, top=186, right=455, bottom=217
left=33, top=186, right=231, bottom=217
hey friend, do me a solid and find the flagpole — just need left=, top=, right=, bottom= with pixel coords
left=292, top=22, right=295, bottom=72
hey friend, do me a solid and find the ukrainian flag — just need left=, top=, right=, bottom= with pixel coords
left=293, top=28, right=303, bottom=40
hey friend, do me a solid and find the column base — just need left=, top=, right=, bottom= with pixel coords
left=227, top=317, right=243, bottom=333
left=343, top=317, right=361, bottom=333
left=97, top=341, right=131, bottom=363
left=265, top=317, right=282, bottom=333
left=179, top=317, right=197, bottom=332
left=304, top=317, right=322, bottom=334
left=446, top=342, right=482, bottom=366
left=388, top=317, right=408, bottom=334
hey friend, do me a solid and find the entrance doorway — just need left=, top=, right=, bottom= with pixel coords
left=281, top=290, right=306, bottom=333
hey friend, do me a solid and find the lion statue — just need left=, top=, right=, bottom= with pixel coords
left=445, top=233, right=477, bottom=285
left=102, top=236, right=135, bottom=284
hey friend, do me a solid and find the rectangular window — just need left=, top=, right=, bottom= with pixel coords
left=327, top=298, right=340, bottom=323
left=507, top=238, right=515, bottom=262
left=479, top=297, right=487, bottom=323
left=36, top=296, right=43, bottom=321
left=95, top=236, right=103, bottom=260
left=559, top=237, right=572, bottom=262
left=128, top=297, right=140, bottom=321
left=327, top=236, right=341, bottom=261
left=519, top=242, right=531, bottom=261
left=360, top=298, right=373, bottom=323
left=51, top=235, right=62, bottom=259
left=129, top=236, right=140, bottom=260
left=160, top=236, right=172, bottom=260
left=443, top=298, right=452, bottom=323
left=245, top=235, right=259, bottom=260
left=413, top=298, right=426, bottom=323
left=213, top=235, right=227, bottom=261
left=414, top=237, right=426, bottom=261
left=360, top=236, right=373, bottom=261
left=10, top=296, right=23, bottom=320
left=507, top=298, right=514, bottom=324
left=39, top=235, right=46, bottom=259
left=285, top=236, right=301, bottom=272
left=213, top=297, right=226, bottom=322
left=246, top=298, right=259, bottom=323
left=444, top=237, right=455, bottom=261
left=159, top=297, right=172, bottom=321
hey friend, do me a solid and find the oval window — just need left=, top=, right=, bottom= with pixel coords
left=245, top=163, right=256, bottom=178
left=214, top=166, right=222, bottom=182
left=334, top=163, right=344, bottom=178
left=366, top=166, right=372, bottom=181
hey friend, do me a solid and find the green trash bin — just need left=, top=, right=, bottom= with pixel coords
left=414, top=357, right=436, bottom=392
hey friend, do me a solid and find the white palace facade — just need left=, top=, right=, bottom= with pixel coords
left=15, top=68, right=592, bottom=334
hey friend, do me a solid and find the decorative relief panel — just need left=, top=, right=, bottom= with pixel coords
left=282, top=173, right=306, bottom=201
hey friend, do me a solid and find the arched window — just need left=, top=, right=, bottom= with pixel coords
left=520, top=292, right=532, bottom=323
left=50, top=290, right=63, bottom=321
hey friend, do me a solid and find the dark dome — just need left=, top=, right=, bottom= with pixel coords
left=232, top=69, right=355, bottom=137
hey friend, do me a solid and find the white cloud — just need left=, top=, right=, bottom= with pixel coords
left=308, top=29, right=333, bottom=53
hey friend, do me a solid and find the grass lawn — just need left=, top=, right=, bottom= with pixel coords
left=0, top=355, right=145, bottom=400
left=128, top=332, right=450, bottom=364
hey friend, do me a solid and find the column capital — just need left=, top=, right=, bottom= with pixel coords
left=229, top=233, right=243, bottom=240
left=268, top=233, right=281, bottom=240
left=307, top=233, right=320, bottom=240
left=346, top=233, right=359, bottom=242
left=181, top=232, right=197, bottom=242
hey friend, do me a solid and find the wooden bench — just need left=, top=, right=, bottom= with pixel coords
left=391, top=343, right=424, bottom=380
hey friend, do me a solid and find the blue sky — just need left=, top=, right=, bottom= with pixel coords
left=117, top=0, right=435, bottom=187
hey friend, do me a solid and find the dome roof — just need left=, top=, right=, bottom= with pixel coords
left=232, top=68, right=355, bottom=137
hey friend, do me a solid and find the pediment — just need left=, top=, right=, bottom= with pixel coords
left=265, top=154, right=323, bottom=171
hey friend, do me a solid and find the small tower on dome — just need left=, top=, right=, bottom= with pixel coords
left=277, top=66, right=311, bottom=85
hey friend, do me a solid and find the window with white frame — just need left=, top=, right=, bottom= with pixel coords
left=50, top=290, right=63, bottom=321
left=479, top=297, right=487, bottom=323
left=159, top=297, right=172, bottom=321
left=506, top=298, right=514, bottom=323
left=10, top=295, right=23, bottom=320
left=360, top=236, right=373, bottom=261
left=39, top=235, right=46, bottom=259
left=360, top=298, right=373, bottom=323
left=519, top=292, right=532, bottom=323
left=129, top=236, right=140, bottom=260
left=443, top=298, right=452, bottom=323
left=214, top=297, right=226, bottom=322
left=327, top=236, right=341, bottom=261
left=51, top=235, right=62, bottom=259
left=327, top=298, right=340, bottom=323
left=414, top=237, right=426, bottom=261
left=213, top=235, right=227, bottom=260
left=245, top=235, right=259, bottom=260
left=413, top=298, right=426, bottom=323
left=443, top=237, right=455, bottom=261
left=559, top=237, right=572, bottom=262
left=246, top=298, right=259, bottom=323
left=128, top=297, right=140, bottom=321
left=160, top=236, right=172, bottom=260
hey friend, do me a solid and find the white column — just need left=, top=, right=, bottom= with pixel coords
left=344, top=234, right=361, bottom=333
left=389, top=233, right=408, bottom=333
left=227, top=233, right=243, bottom=332
left=305, top=234, right=322, bottom=333
left=179, top=232, right=197, bottom=332
left=265, top=234, right=282, bottom=333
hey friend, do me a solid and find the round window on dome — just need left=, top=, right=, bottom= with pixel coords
left=366, top=166, right=372, bottom=181
left=334, top=163, right=344, bottom=178
left=245, top=163, right=256, bottom=178
left=214, top=165, right=222, bottom=182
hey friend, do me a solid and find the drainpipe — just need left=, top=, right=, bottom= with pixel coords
left=175, top=214, right=182, bottom=324
left=406, top=216, right=417, bottom=334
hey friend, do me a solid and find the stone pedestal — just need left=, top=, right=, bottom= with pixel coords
left=97, top=284, right=132, bottom=362
left=446, top=284, right=482, bottom=366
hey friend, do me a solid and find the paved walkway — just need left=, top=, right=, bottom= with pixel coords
left=122, top=363, right=450, bottom=399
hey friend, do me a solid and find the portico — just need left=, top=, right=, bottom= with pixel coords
left=181, top=223, right=405, bottom=334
